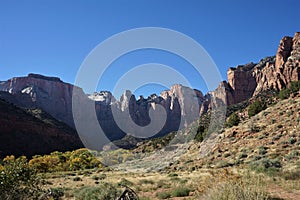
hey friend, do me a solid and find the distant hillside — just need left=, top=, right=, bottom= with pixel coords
left=0, top=94, right=83, bottom=158
left=166, top=88, right=300, bottom=172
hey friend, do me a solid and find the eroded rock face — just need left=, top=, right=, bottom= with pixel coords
left=0, top=74, right=77, bottom=127
left=225, top=32, right=300, bottom=104
left=275, top=36, right=293, bottom=69
left=160, top=84, right=204, bottom=128
left=227, top=63, right=257, bottom=103
left=0, top=74, right=204, bottom=147
left=284, top=32, right=300, bottom=82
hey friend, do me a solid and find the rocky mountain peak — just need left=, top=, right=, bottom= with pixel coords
left=0, top=74, right=76, bottom=127
left=275, top=36, right=293, bottom=69
left=27, top=73, right=62, bottom=82
left=88, top=91, right=115, bottom=104
left=223, top=32, right=300, bottom=105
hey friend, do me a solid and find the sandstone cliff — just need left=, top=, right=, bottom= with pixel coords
left=0, top=73, right=77, bottom=127
left=220, top=32, right=300, bottom=105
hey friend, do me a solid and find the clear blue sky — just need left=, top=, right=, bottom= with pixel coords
left=0, top=0, right=299, bottom=97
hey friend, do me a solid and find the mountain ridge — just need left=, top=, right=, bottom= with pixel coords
left=0, top=32, right=299, bottom=155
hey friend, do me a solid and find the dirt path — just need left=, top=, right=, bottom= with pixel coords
left=268, top=185, right=300, bottom=200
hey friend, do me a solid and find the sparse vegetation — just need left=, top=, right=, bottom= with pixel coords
left=118, top=178, right=134, bottom=187
left=278, top=80, right=300, bottom=99
left=250, top=158, right=282, bottom=175
left=168, top=172, right=178, bottom=177
left=204, top=174, right=270, bottom=200
left=74, top=183, right=119, bottom=200
left=156, top=191, right=171, bottom=199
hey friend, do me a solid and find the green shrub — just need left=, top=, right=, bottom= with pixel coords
left=289, top=81, right=300, bottom=93
left=248, top=100, right=266, bottom=117
left=92, top=174, right=106, bottom=181
left=0, top=156, right=41, bottom=200
left=285, top=151, right=299, bottom=160
left=156, top=180, right=168, bottom=189
left=171, top=187, right=190, bottom=197
left=156, top=191, right=171, bottom=199
left=216, top=160, right=230, bottom=168
left=278, top=88, right=290, bottom=100
left=195, top=125, right=207, bottom=142
left=250, top=158, right=282, bottom=176
left=73, top=176, right=82, bottom=181
left=238, top=152, right=248, bottom=159
left=278, top=81, right=300, bottom=99
left=168, top=172, right=178, bottom=177
left=226, top=112, right=240, bottom=127
left=258, top=146, right=267, bottom=155
left=277, top=124, right=283, bottom=129
left=288, top=137, right=297, bottom=144
left=92, top=175, right=99, bottom=180
left=139, top=179, right=154, bottom=185
left=74, top=183, right=119, bottom=200
left=118, top=178, right=133, bottom=186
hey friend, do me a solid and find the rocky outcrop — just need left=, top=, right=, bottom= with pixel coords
left=224, top=32, right=300, bottom=104
left=88, top=91, right=116, bottom=104
left=0, top=73, right=78, bottom=127
left=275, top=36, right=293, bottom=69
left=227, top=63, right=257, bottom=103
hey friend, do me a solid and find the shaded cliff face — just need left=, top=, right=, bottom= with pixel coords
left=0, top=95, right=83, bottom=158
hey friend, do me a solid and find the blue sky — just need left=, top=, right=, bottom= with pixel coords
left=0, top=0, right=299, bottom=97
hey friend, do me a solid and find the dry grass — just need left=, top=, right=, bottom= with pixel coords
left=42, top=167, right=291, bottom=199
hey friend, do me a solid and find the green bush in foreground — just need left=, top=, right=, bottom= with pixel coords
left=171, top=187, right=190, bottom=197
left=0, top=156, right=41, bottom=200
left=156, top=191, right=171, bottom=199
left=74, top=183, right=119, bottom=200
